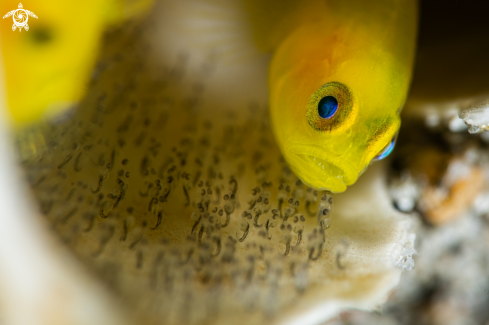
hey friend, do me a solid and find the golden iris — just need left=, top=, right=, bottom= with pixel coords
left=306, top=82, right=356, bottom=132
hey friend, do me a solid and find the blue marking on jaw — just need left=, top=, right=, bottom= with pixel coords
left=374, top=137, right=396, bottom=161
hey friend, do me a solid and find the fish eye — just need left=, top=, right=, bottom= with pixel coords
left=373, top=136, right=397, bottom=161
left=30, top=26, right=54, bottom=45
left=306, top=82, right=356, bottom=132
left=317, top=96, right=338, bottom=119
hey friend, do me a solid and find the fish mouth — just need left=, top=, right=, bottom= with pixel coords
left=287, top=147, right=356, bottom=192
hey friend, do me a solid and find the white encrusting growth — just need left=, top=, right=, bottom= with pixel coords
left=459, top=97, right=489, bottom=134
left=395, top=234, right=417, bottom=271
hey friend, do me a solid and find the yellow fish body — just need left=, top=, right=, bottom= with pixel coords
left=246, top=0, right=417, bottom=192
left=0, top=0, right=152, bottom=125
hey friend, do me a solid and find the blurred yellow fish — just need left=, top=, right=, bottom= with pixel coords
left=0, top=0, right=152, bottom=125
left=246, top=0, right=417, bottom=192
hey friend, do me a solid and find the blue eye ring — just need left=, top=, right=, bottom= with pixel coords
left=373, top=136, right=396, bottom=161
left=317, top=96, right=338, bottom=119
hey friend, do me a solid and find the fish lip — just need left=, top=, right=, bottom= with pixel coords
left=287, top=145, right=356, bottom=188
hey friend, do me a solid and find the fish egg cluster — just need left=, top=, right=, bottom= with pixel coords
left=19, top=23, right=343, bottom=325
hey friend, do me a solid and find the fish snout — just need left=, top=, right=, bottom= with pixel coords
left=287, top=145, right=358, bottom=192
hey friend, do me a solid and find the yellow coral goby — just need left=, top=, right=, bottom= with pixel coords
left=246, top=0, right=417, bottom=192
left=0, top=0, right=152, bottom=125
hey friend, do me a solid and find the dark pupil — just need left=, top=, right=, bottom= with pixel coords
left=317, top=96, right=338, bottom=119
